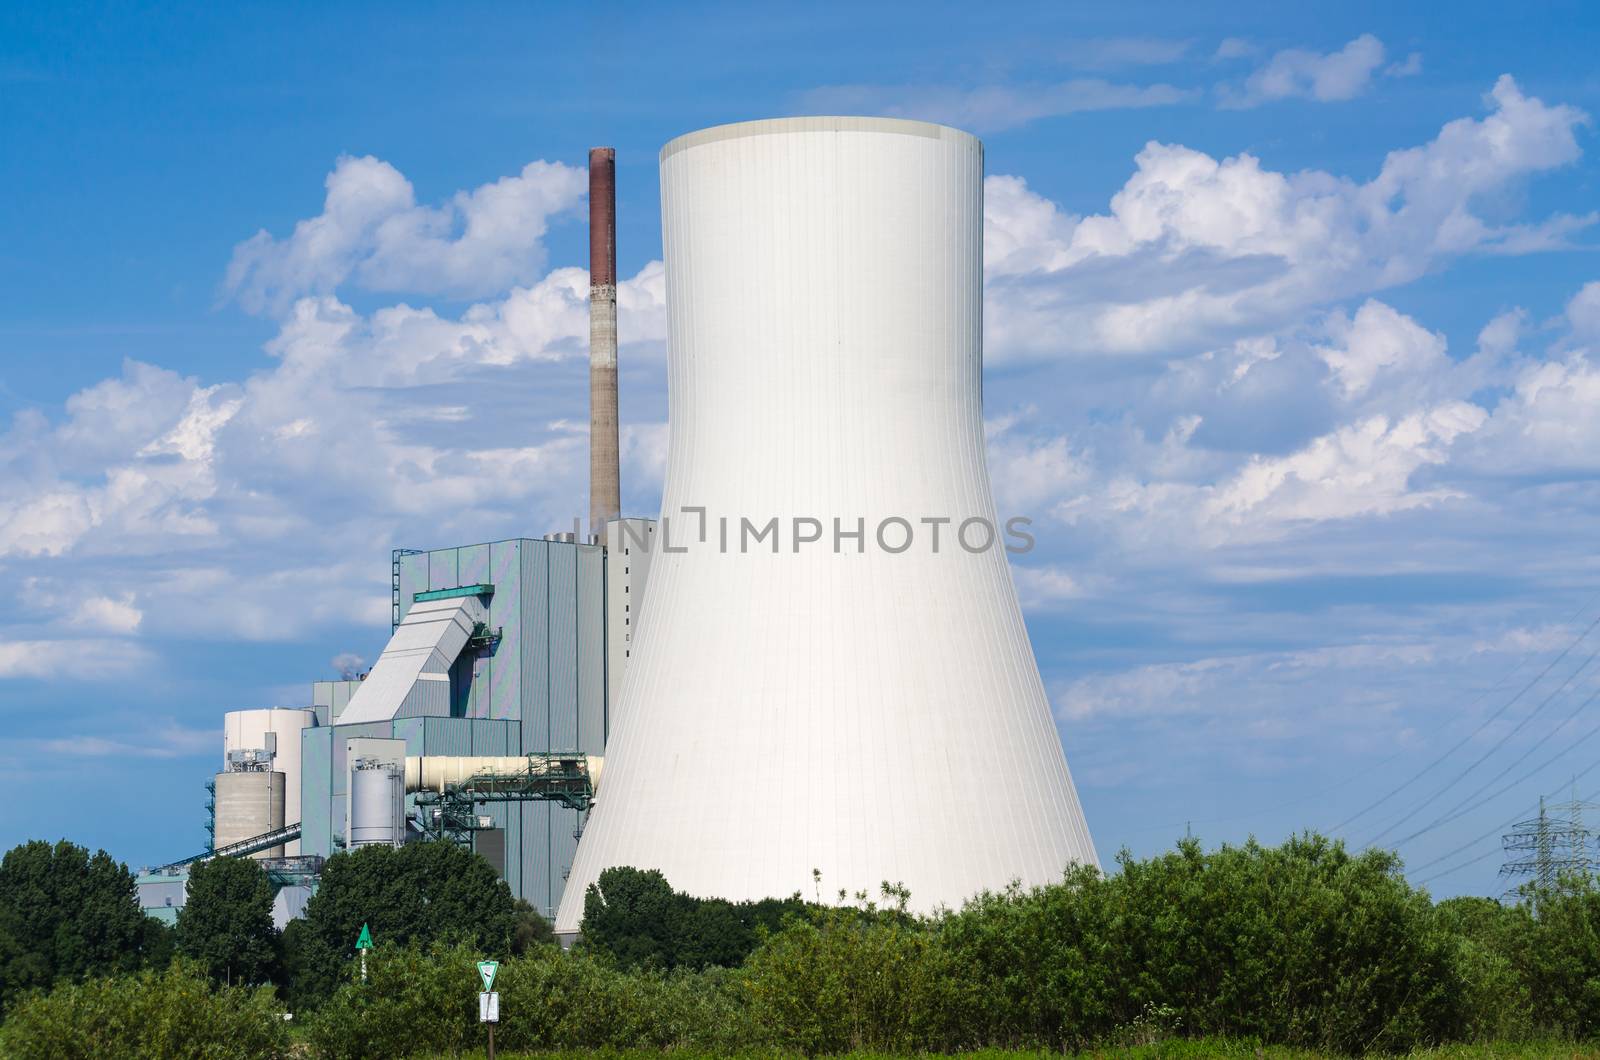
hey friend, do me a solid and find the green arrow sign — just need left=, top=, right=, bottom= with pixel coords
left=478, top=959, right=499, bottom=992
left=356, top=923, right=373, bottom=950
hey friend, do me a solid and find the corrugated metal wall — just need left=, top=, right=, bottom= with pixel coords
left=300, top=539, right=604, bottom=919
left=577, top=545, right=607, bottom=753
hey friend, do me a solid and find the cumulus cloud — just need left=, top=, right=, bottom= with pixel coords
left=796, top=78, right=1192, bottom=134
left=1222, top=34, right=1409, bottom=108
left=984, top=76, right=1592, bottom=360
left=0, top=154, right=668, bottom=649
left=225, top=155, right=586, bottom=312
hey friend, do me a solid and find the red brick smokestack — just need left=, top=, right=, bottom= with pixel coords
left=589, top=148, right=620, bottom=543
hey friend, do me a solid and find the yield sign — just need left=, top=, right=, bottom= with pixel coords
left=478, top=959, right=499, bottom=992
left=355, top=923, right=373, bottom=950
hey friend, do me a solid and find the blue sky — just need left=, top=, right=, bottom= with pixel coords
left=4, top=1, right=1600, bottom=898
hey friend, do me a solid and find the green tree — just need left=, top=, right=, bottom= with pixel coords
left=0, top=839, right=151, bottom=1013
left=580, top=866, right=686, bottom=969
left=1521, top=882, right=1600, bottom=1037
left=579, top=865, right=806, bottom=971
left=175, top=857, right=279, bottom=986
left=510, top=898, right=555, bottom=954
left=284, top=841, right=516, bottom=1009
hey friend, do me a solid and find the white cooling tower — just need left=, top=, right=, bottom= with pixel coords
left=555, top=117, right=1097, bottom=933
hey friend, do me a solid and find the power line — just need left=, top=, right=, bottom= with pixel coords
left=1327, top=611, right=1600, bottom=837
left=1406, top=756, right=1600, bottom=882
left=1366, top=643, right=1600, bottom=846
left=1388, top=686, right=1600, bottom=848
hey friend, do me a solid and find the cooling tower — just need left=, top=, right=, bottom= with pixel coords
left=555, top=117, right=1097, bottom=933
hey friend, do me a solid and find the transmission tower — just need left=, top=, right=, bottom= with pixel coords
left=1500, top=786, right=1599, bottom=897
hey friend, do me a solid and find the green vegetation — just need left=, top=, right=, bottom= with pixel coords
left=581, top=865, right=806, bottom=970
left=282, top=839, right=525, bottom=1009
left=175, top=854, right=279, bottom=986
left=0, top=959, right=290, bottom=1059
left=0, top=839, right=166, bottom=1015
left=5, top=832, right=1600, bottom=1056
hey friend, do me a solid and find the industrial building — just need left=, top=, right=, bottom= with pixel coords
left=141, top=117, right=1098, bottom=935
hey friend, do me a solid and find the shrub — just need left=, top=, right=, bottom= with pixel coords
left=285, top=841, right=516, bottom=1010
left=1521, top=882, right=1600, bottom=1038
left=304, top=941, right=756, bottom=1058
left=0, top=960, right=289, bottom=1060
left=740, top=884, right=961, bottom=1054
left=939, top=836, right=1463, bottom=1052
left=303, top=941, right=480, bottom=1060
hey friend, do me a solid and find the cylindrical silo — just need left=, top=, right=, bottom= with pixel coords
left=349, top=761, right=405, bottom=848
left=223, top=708, right=315, bottom=855
left=555, top=117, right=1097, bottom=934
left=213, top=770, right=287, bottom=857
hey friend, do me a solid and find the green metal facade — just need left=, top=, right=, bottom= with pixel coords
left=300, top=537, right=608, bottom=919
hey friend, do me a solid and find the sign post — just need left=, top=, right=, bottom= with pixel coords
left=355, top=923, right=373, bottom=984
left=477, top=960, right=500, bottom=1060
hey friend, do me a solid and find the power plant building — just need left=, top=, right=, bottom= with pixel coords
left=295, top=536, right=614, bottom=918
left=143, top=122, right=1097, bottom=936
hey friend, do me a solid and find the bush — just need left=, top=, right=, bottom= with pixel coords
left=284, top=841, right=516, bottom=1010
left=303, top=941, right=480, bottom=1060
left=740, top=890, right=956, bottom=1054
left=1520, top=882, right=1600, bottom=1038
left=1431, top=896, right=1535, bottom=1041
left=303, top=941, right=755, bottom=1058
left=939, top=835, right=1464, bottom=1052
left=0, top=960, right=289, bottom=1060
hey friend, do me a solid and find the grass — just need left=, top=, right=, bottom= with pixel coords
left=408, top=1040, right=1600, bottom=1060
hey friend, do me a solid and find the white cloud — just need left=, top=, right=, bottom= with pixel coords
left=1208, top=402, right=1487, bottom=524
left=984, top=76, right=1591, bottom=360
left=796, top=79, right=1192, bottom=134
left=70, top=593, right=143, bottom=634
left=0, top=155, right=670, bottom=647
left=1567, top=281, right=1600, bottom=338
left=1223, top=34, right=1399, bottom=108
left=22, top=720, right=217, bottom=760
left=1387, top=52, right=1423, bottom=78
left=225, top=155, right=586, bottom=312
left=1314, top=300, right=1449, bottom=400
left=0, top=638, right=151, bottom=680
left=1014, top=565, right=1088, bottom=611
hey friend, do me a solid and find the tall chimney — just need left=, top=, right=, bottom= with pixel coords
left=589, top=147, right=621, bottom=543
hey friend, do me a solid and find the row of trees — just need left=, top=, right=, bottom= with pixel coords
left=0, top=837, right=551, bottom=1018
left=7, top=832, right=1600, bottom=1055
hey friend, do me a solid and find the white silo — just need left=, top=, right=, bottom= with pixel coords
left=223, top=708, right=315, bottom=854
left=555, top=117, right=1097, bottom=933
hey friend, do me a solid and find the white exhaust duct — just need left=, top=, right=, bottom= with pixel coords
left=403, top=755, right=605, bottom=794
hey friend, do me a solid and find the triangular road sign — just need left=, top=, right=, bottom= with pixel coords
left=478, top=959, right=499, bottom=992
left=356, top=923, right=373, bottom=950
